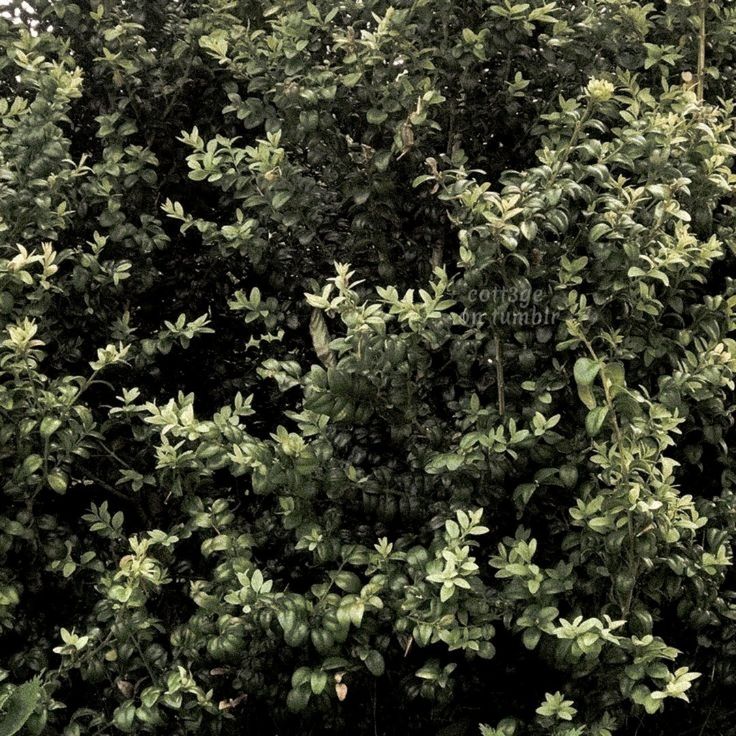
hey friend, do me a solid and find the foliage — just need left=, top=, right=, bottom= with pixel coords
left=1, top=0, right=736, bottom=734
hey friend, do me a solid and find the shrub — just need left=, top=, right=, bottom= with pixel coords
left=1, top=1, right=736, bottom=735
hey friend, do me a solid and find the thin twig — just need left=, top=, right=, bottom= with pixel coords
left=697, top=0, right=707, bottom=101
left=78, top=468, right=151, bottom=525
left=495, top=335, right=505, bottom=416
left=697, top=700, right=716, bottom=736
left=373, top=681, right=378, bottom=736
left=79, top=468, right=133, bottom=503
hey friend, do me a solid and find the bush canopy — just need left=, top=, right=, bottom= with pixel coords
left=1, top=0, right=736, bottom=735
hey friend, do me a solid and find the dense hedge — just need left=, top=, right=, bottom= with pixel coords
left=2, top=0, right=736, bottom=734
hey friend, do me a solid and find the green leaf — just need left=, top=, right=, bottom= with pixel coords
left=0, top=680, right=42, bottom=736
left=342, top=71, right=362, bottom=87
left=333, top=571, right=361, bottom=593
left=585, top=406, right=609, bottom=437
left=520, top=220, right=537, bottom=241
left=364, top=650, right=385, bottom=677
left=522, top=628, right=541, bottom=650
left=21, top=455, right=42, bottom=477
left=576, top=382, right=597, bottom=410
left=589, top=223, right=610, bottom=242
left=603, top=362, right=626, bottom=396
left=573, top=357, right=600, bottom=387
left=366, top=109, right=388, bottom=124
left=309, top=309, right=336, bottom=368
left=291, top=667, right=311, bottom=689
left=286, top=685, right=311, bottom=712
left=272, top=191, right=292, bottom=210
left=462, top=28, right=476, bottom=43
left=513, top=482, right=537, bottom=509
left=47, top=471, right=68, bottom=494
left=39, top=417, right=62, bottom=438
left=445, top=454, right=463, bottom=471
left=310, top=671, right=328, bottom=695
